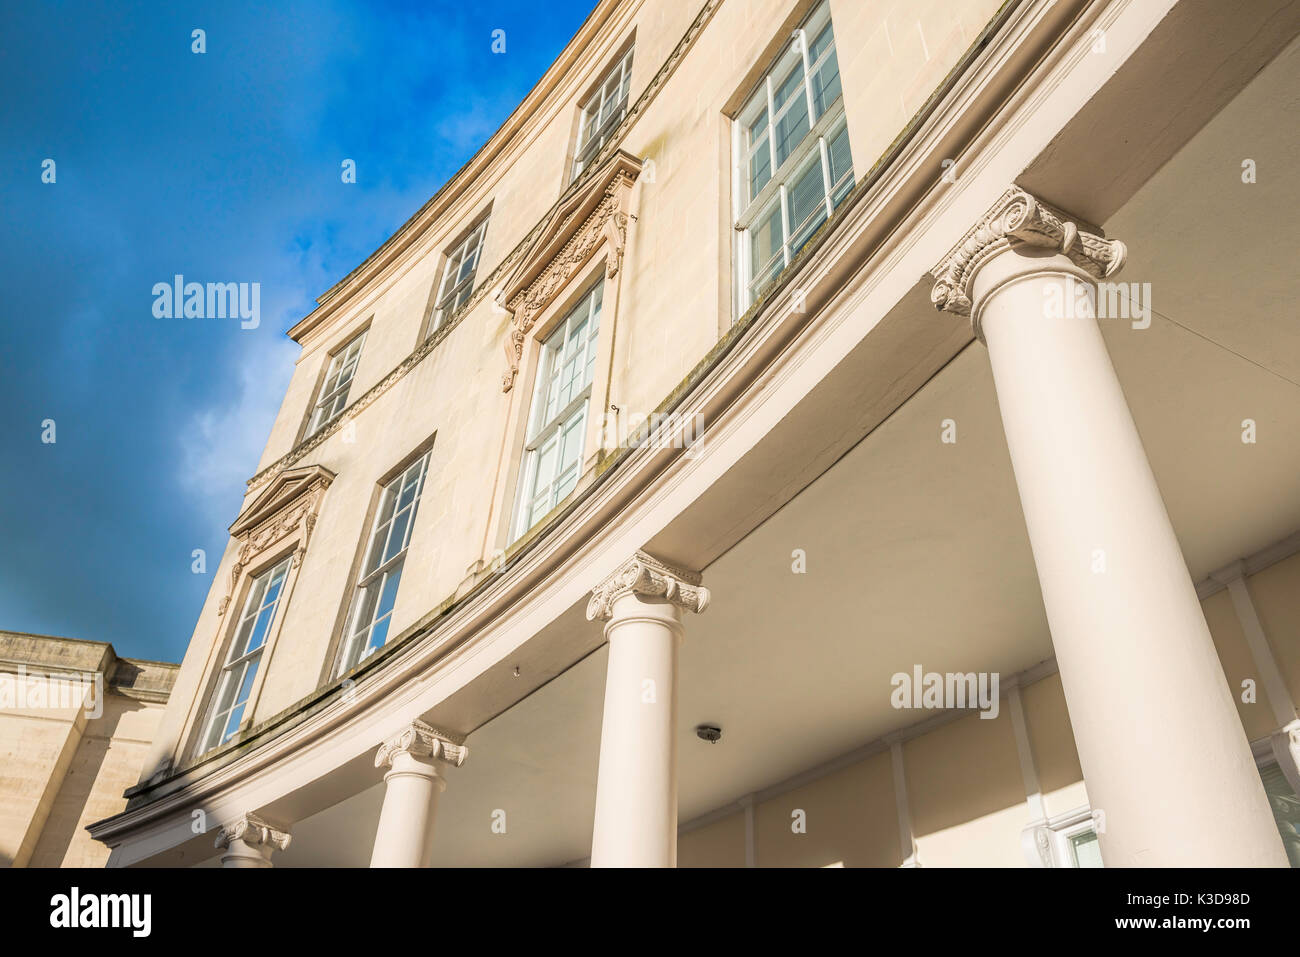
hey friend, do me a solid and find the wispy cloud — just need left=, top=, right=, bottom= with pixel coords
left=177, top=334, right=298, bottom=534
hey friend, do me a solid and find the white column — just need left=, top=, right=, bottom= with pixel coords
left=370, top=721, right=467, bottom=868
left=932, top=188, right=1287, bottom=867
left=214, top=813, right=290, bottom=868
left=586, top=551, right=709, bottom=867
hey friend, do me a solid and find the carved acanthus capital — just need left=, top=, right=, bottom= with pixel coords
left=214, top=813, right=291, bottom=852
left=374, top=720, right=469, bottom=771
left=930, top=187, right=1127, bottom=322
left=586, top=550, right=710, bottom=621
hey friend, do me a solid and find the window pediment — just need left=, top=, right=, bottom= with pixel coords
left=220, top=465, right=334, bottom=615
left=499, top=150, right=640, bottom=392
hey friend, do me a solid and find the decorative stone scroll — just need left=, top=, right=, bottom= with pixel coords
left=214, top=813, right=291, bottom=853
left=218, top=465, right=334, bottom=615
left=930, top=187, right=1127, bottom=323
left=374, top=720, right=469, bottom=771
left=500, top=153, right=640, bottom=392
left=586, top=550, right=710, bottom=621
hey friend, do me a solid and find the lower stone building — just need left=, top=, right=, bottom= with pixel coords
left=0, top=632, right=177, bottom=867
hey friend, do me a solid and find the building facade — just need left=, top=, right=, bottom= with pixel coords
left=91, top=0, right=1300, bottom=867
left=1, top=632, right=177, bottom=867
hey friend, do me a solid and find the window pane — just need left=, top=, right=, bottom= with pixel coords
left=749, top=201, right=784, bottom=292
left=828, top=123, right=854, bottom=205
left=384, top=509, right=411, bottom=564
left=788, top=156, right=827, bottom=254
left=1069, top=829, right=1104, bottom=868
left=232, top=659, right=260, bottom=707
left=773, top=104, right=809, bottom=167
left=245, top=605, right=276, bottom=654
left=748, top=134, right=771, bottom=202
left=772, top=58, right=804, bottom=111
left=771, top=55, right=809, bottom=166
left=220, top=702, right=246, bottom=745
left=808, top=27, right=841, bottom=119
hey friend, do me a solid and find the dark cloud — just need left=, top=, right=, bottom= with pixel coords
left=0, top=0, right=591, bottom=660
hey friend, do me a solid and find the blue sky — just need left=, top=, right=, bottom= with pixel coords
left=0, top=0, right=594, bottom=662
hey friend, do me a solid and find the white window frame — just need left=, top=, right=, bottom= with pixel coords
left=307, top=330, right=366, bottom=436
left=429, top=217, right=489, bottom=334
left=512, top=280, right=604, bottom=540
left=196, top=555, right=293, bottom=754
left=731, top=0, right=852, bottom=314
left=572, top=46, right=634, bottom=181
left=1038, top=806, right=1105, bottom=868
left=335, top=452, right=431, bottom=675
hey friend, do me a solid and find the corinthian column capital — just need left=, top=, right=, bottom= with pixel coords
left=586, top=550, right=710, bottom=621
left=214, top=813, right=291, bottom=853
left=930, top=187, right=1127, bottom=323
left=374, top=720, right=469, bottom=771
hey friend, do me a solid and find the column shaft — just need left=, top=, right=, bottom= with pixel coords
left=932, top=189, right=1287, bottom=866
left=587, top=551, right=708, bottom=868
left=370, top=751, right=443, bottom=868
left=590, top=593, right=681, bottom=867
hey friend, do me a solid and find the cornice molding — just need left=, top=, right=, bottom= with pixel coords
left=586, top=550, right=709, bottom=621
left=289, top=0, right=629, bottom=341
left=374, top=720, right=469, bottom=771
left=214, top=813, right=291, bottom=852
left=929, top=186, right=1126, bottom=323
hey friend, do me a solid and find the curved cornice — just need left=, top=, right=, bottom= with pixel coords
left=288, top=0, right=627, bottom=345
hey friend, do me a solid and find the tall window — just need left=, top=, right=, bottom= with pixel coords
left=572, top=47, right=634, bottom=181
left=307, top=331, right=366, bottom=436
left=197, top=556, right=292, bottom=754
left=430, top=217, right=489, bottom=334
left=513, top=280, right=603, bottom=539
left=336, top=452, right=431, bottom=674
left=733, top=0, right=852, bottom=312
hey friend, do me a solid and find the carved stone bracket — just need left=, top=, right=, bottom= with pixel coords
left=586, top=550, right=710, bottom=621
left=214, top=813, right=291, bottom=852
left=930, top=187, right=1127, bottom=326
left=218, top=466, right=334, bottom=615
left=500, top=153, right=640, bottom=392
left=1020, top=822, right=1055, bottom=868
left=374, top=720, right=469, bottom=771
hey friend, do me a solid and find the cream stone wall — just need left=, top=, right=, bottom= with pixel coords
left=149, top=0, right=1009, bottom=781
left=677, top=555, right=1300, bottom=867
left=0, top=634, right=177, bottom=867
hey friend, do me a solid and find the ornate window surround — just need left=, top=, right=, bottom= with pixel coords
left=183, top=465, right=333, bottom=759
left=486, top=150, right=642, bottom=555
